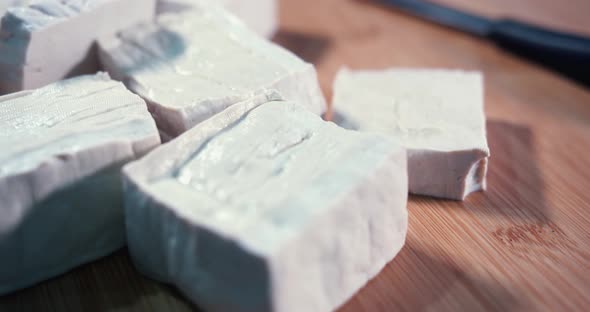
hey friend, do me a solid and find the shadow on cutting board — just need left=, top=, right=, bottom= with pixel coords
left=415, top=120, right=551, bottom=223
left=0, top=249, right=202, bottom=312
left=272, top=29, right=332, bottom=64
left=464, top=120, right=550, bottom=222
left=339, top=242, right=520, bottom=311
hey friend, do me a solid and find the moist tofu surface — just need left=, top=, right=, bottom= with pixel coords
left=0, top=0, right=156, bottom=94
left=123, top=99, right=407, bottom=312
left=0, top=73, right=160, bottom=294
left=333, top=68, right=489, bottom=200
left=99, top=5, right=325, bottom=139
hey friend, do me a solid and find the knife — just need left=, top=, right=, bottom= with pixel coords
left=379, top=0, right=590, bottom=87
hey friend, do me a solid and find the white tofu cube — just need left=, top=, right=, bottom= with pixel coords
left=0, top=0, right=156, bottom=94
left=98, top=6, right=326, bottom=140
left=123, top=97, right=407, bottom=312
left=332, top=68, right=489, bottom=200
left=0, top=73, right=160, bottom=294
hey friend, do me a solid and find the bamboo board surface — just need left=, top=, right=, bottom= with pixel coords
left=2, top=0, right=590, bottom=311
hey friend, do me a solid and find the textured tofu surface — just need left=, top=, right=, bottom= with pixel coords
left=123, top=99, right=407, bottom=312
left=0, top=73, right=160, bottom=294
left=333, top=68, right=489, bottom=200
left=99, top=5, right=325, bottom=139
left=157, top=0, right=278, bottom=37
left=0, top=0, right=156, bottom=94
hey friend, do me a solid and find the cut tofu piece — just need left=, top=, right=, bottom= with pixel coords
left=332, top=68, right=489, bottom=200
left=0, top=0, right=156, bottom=94
left=123, top=98, right=407, bottom=312
left=98, top=6, right=326, bottom=140
left=0, top=73, right=160, bottom=295
left=157, top=0, right=278, bottom=37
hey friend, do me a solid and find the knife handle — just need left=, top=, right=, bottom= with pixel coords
left=489, top=19, right=590, bottom=86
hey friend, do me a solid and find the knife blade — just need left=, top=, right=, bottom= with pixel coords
left=379, top=0, right=590, bottom=87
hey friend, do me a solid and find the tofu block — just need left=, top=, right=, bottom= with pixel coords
left=0, top=73, right=160, bottom=294
left=157, top=0, right=278, bottom=38
left=0, top=0, right=156, bottom=94
left=332, top=68, right=489, bottom=200
left=98, top=6, right=325, bottom=140
left=123, top=98, right=408, bottom=312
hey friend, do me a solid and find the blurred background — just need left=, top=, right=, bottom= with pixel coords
left=274, top=0, right=590, bottom=107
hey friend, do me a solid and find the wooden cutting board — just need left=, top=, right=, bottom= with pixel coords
left=2, top=0, right=589, bottom=311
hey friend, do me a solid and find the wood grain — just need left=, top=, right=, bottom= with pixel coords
left=2, top=0, right=590, bottom=311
